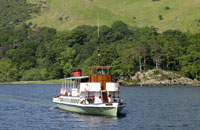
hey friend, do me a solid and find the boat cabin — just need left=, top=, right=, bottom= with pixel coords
left=89, top=66, right=112, bottom=90
left=59, top=67, right=119, bottom=104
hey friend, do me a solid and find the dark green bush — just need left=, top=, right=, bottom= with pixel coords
left=159, top=15, right=163, bottom=20
left=165, top=6, right=170, bottom=10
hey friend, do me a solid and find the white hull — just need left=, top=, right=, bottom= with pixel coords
left=53, top=97, right=124, bottom=116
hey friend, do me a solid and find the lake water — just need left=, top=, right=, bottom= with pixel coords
left=0, top=84, right=200, bottom=130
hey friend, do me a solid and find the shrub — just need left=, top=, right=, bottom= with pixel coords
left=159, top=15, right=163, bottom=20
left=165, top=6, right=170, bottom=10
left=153, top=69, right=162, bottom=75
left=59, top=17, right=63, bottom=21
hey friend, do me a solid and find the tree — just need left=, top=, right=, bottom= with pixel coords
left=100, top=45, right=119, bottom=66
left=160, top=30, right=188, bottom=70
left=58, top=47, right=76, bottom=76
left=118, top=44, right=138, bottom=78
left=8, top=41, right=37, bottom=71
left=181, top=34, right=200, bottom=79
left=99, top=25, right=112, bottom=44
left=132, top=42, right=148, bottom=71
left=109, top=21, right=131, bottom=42
left=150, top=42, right=162, bottom=69
left=71, top=25, right=96, bottom=45
left=0, top=58, right=18, bottom=81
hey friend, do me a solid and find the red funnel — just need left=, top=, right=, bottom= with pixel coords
left=73, top=70, right=82, bottom=77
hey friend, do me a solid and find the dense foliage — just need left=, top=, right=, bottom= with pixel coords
left=0, top=21, right=200, bottom=82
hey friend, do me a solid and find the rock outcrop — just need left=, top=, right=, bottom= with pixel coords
left=120, top=69, right=199, bottom=86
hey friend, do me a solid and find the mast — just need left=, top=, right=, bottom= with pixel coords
left=97, top=15, right=101, bottom=66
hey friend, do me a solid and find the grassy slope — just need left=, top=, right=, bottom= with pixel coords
left=27, top=0, right=200, bottom=33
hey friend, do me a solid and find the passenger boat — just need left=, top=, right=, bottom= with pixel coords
left=53, top=67, right=125, bottom=116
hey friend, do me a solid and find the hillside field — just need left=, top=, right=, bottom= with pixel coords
left=27, top=0, right=200, bottom=32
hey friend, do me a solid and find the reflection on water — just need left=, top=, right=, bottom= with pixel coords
left=68, top=112, right=118, bottom=128
left=0, top=84, right=200, bottom=130
left=55, top=108, right=119, bottom=129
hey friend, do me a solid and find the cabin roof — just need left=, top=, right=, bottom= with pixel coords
left=65, top=76, right=89, bottom=80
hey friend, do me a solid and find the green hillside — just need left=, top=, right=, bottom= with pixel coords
left=27, top=0, right=200, bottom=32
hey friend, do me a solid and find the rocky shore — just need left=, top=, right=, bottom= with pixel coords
left=120, top=69, right=199, bottom=86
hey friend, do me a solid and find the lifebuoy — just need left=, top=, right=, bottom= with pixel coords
left=60, top=88, right=67, bottom=95
left=84, top=83, right=89, bottom=91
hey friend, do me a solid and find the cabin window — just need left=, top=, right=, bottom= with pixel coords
left=97, top=69, right=109, bottom=75
left=109, top=92, right=119, bottom=98
left=104, top=69, right=108, bottom=74
left=92, top=69, right=96, bottom=74
left=89, top=92, right=95, bottom=97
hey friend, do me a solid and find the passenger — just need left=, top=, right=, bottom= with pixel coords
left=98, top=69, right=102, bottom=74
left=87, top=98, right=92, bottom=104
left=85, top=100, right=89, bottom=104
left=92, top=96, right=95, bottom=103
left=108, top=94, right=112, bottom=102
left=82, top=100, right=86, bottom=104
left=98, top=69, right=105, bottom=75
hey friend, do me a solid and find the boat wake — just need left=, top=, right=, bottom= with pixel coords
left=0, top=95, right=53, bottom=107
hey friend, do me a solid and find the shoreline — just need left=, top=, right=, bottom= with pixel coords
left=121, top=83, right=200, bottom=87
left=121, top=81, right=199, bottom=87
left=0, top=80, right=62, bottom=84
left=1, top=81, right=199, bottom=87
